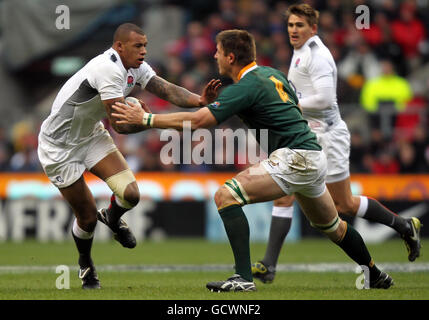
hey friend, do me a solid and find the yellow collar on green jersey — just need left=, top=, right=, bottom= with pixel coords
left=237, top=61, right=258, bottom=81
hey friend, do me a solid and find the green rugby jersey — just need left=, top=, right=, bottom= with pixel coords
left=207, top=64, right=321, bottom=154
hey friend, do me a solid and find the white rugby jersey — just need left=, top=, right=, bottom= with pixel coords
left=288, top=35, right=340, bottom=127
left=40, top=48, right=156, bottom=145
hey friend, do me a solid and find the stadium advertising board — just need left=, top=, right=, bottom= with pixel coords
left=0, top=173, right=428, bottom=242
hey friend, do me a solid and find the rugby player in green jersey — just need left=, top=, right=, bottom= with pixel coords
left=111, top=29, right=393, bottom=292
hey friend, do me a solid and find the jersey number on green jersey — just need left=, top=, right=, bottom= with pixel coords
left=269, top=76, right=289, bottom=103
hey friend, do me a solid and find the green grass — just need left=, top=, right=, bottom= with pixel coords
left=0, top=239, right=428, bottom=300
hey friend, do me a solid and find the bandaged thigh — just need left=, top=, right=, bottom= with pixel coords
left=105, top=169, right=136, bottom=209
left=224, top=178, right=250, bottom=206
left=310, top=215, right=341, bottom=234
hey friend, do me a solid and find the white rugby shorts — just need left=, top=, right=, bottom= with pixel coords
left=308, top=119, right=350, bottom=184
left=38, top=127, right=118, bottom=188
left=261, top=147, right=327, bottom=198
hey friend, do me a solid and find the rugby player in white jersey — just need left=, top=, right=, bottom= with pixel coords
left=37, top=23, right=220, bottom=289
left=252, top=3, right=422, bottom=283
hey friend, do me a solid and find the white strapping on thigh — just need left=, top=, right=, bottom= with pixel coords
left=310, top=215, right=340, bottom=233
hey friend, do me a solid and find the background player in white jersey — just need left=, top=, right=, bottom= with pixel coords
left=252, top=3, right=422, bottom=283
left=37, top=23, right=220, bottom=289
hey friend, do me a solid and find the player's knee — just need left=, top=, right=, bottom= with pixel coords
left=274, top=195, right=294, bottom=207
left=123, top=182, right=140, bottom=207
left=214, top=186, right=234, bottom=209
left=335, top=200, right=356, bottom=216
left=215, top=178, right=249, bottom=210
left=106, top=169, right=138, bottom=208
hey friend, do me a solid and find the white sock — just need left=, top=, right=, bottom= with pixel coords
left=72, top=219, right=94, bottom=240
left=356, top=196, right=368, bottom=218
left=272, top=206, right=294, bottom=219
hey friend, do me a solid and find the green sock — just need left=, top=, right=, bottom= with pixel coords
left=219, top=205, right=252, bottom=281
left=336, top=223, right=381, bottom=281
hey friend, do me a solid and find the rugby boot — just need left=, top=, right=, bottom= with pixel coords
left=251, top=261, right=276, bottom=284
left=207, top=274, right=256, bottom=292
left=401, top=217, right=422, bottom=262
left=97, top=208, right=136, bottom=248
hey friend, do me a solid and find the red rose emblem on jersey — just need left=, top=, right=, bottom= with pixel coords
left=127, top=75, right=134, bottom=87
left=294, top=58, right=300, bottom=68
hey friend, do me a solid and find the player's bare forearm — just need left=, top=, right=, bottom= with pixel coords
left=146, top=76, right=200, bottom=108
left=112, top=102, right=196, bottom=130
left=112, top=102, right=217, bottom=131
left=154, top=112, right=200, bottom=130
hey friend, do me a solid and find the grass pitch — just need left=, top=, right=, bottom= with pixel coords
left=0, top=239, right=428, bottom=300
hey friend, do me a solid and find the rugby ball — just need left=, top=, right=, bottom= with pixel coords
left=125, top=96, right=142, bottom=108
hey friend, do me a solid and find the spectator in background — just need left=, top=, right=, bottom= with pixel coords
left=394, top=95, right=427, bottom=141
left=218, top=0, right=237, bottom=25
left=338, top=38, right=381, bottom=89
left=370, top=12, right=407, bottom=77
left=360, top=59, right=412, bottom=136
left=397, top=141, right=419, bottom=173
left=9, top=120, right=40, bottom=172
left=368, top=128, right=387, bottom=155
left=0, top=145, right=11, bottom=171
left=9, top=146, right=40, bottom=172
left=0, top=128, right=13, bottom=171
left=166, top=21, right=215, bottom=66
left=413, top=126, right=429, bottom=172
left=349, top=131, right=369, bottom=173
left=391, top=1, right=426, bottom=73
left=372, top=148, right=400, bottom=174
left=378, top=0, right=397, bottom=20
left=337, top=37, right=381, bottom=104
left=248, top=0, right=270, bottom=35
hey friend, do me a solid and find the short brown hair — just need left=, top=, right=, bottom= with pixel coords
left=285, top=3, right=319, bottom=26
left=215, top=29, right=256, bottom=67
left=113, top=23, right=145, bottom=43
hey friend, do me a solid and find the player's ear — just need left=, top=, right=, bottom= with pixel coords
left=114, top=40, right=124, bottom=53
left=228, top=52, right=236, bottom=65
left=312, top=24, right=318, bottom=35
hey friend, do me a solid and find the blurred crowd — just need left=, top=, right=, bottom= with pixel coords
left=1, top=0, right=429, bottom=174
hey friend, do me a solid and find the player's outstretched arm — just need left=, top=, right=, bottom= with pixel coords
left=112, top=101, right=217, bottom=131
left=145, top=75, right=221, bottom=108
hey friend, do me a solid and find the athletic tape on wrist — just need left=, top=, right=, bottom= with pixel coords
left=142, top=113, right=155, bottom=127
